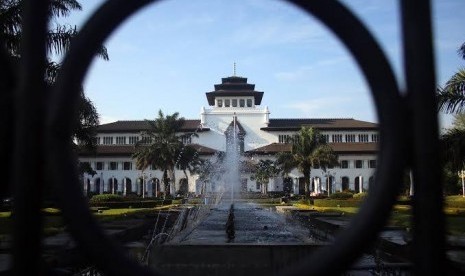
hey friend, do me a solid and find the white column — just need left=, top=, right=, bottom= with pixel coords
left=359, top=176, right=363, bottom=193
left=123, top=178, right=127, bottom=196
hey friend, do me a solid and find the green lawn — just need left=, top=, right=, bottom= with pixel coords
left=0, top=205, right=177, bottom=237
left=293, top=199, right=465, bottom=236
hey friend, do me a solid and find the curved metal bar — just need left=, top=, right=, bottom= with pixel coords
left=46, top=1, right=158, bottom=275
left=281, top=1, right=406, bottom=275
left=46, top=0, right=407, bottom=275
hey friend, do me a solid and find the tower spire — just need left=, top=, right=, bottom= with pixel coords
left=233, top=62, right=236, bottom=76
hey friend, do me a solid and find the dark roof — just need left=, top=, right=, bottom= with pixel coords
left=206, top=76, right=264, bottom=106
left=97, top=120, right=210, bottom=133
left=261, top=118, right=378, bottom=131
left=246, top=142, right=378, bottom=155
left=79, top=143, right=218, bottom=157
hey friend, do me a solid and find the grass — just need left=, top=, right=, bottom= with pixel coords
left=0, top=204, right=179, bottom=237
left=293, top=199, right=465, bottom=236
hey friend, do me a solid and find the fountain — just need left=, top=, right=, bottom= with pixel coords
left=145, top=116, right=322, bottom=275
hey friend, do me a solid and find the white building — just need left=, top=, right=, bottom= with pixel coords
left=78, top=75, right=378, bottom=197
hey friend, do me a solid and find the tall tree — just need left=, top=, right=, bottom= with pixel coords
left=0, top=0, right=107, bottom=198
left=438, top=42, right=465, bottom=114
left=249, top=159, right=281, bottom=195
left=132, top=110, right=198, bottom=196
left=276, top=127, right=338, bottom=196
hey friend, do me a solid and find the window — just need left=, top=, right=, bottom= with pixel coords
left=341, top=160, right=349, bottom=169
left=129, top=136, right=139, bottom=144
left=116, top=136, right=126, bottom=145
left=323, top=134, right=329, bottom=142
left=256, top=182, right=261, bottom=190
left=123, top=162, right=132, bottom=170
left=246, top=99, right=252, bottom=107
left=141, top=136, right=152, bottom=144
left=345, top=134, right=355, bottom=143
left=217, top=99, right=223, bottom=107
left=278, top=135, right=292, bottom=144
left=96, top=162, right=104, bottom=170
left=332, top=134, right=343, bottom=143
left=232, top=99, right=238, bottom=107
left=355, top=160, right=363, bottom=168
left=371, top=134, right=379, bottom=142
left=103, top=136, right=113, bottom=145
left=225, top=99, right=230, bottom=107
left=181, top=136, right=192, bottom=144
left=358, top=134, right=369, bottom=142
left=369, top=160, right=377, bottom=168
left=95, top=137, right=101, bottom=145
left=239, top=99, right=245, bottom=107
left=109, top=162, right=118, bottom=170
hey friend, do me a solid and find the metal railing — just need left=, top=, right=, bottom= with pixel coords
left=3, top=0, right=445, bottom=275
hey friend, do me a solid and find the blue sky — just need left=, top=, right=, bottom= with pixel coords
left=55, top=0, right=465, bottom=130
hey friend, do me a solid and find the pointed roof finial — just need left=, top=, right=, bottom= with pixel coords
left=233, top=62, right=236, bottom=76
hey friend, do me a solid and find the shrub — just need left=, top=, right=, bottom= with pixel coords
left=89, top=194, right=124, bottom=203
left=353, top=192, right=368, bottom=199
left=329, top=191, right=353, bottom=200
left=445, top=196, right=465, bottom=208
left=313, top=199, right=362, bottom=207
left=88, top=199, right=172, bottom=209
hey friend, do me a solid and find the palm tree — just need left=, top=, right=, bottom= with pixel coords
left=133, top=110, right=198, bottom=197
left=0, top=0, right=107, bottom=198
left=438, top=42, right=465, bottom=114
left=276, top=127, right=338, bottom=196
left=437, top=69, right=465, bottom=113
left=0, top=0, right=108, bottom=148
left=250, top=159, right=281, bottom=195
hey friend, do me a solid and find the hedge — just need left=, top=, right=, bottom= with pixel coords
left=88, top=199, right=172, bottom=209
left=445, top=200, right=465, bottom=209
left=313, top=199, right=363, bottom=208
left=329, top=191, right=353, bottom=200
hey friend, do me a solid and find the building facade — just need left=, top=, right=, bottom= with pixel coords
left=78, top=76, right=379, bottom=197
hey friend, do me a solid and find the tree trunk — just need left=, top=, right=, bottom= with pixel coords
left=169, top=168, right=176, bottom=195
left=303, top=169, right=311, bottom=197
left=163, top=170, right=169, bottom=197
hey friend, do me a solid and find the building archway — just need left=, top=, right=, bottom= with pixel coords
left=342, top=177, right=349, bottom=191
left=283, top=178, right=293, bottom=194
left=124, top=177, right=132, bottom=196
left=85, top=178, right=91, bottom=194
left=110, top=178, right=118, bottom=194
left=298, top=177, right=305, bottom=194
left=95, top=178, right=102, bottom=194
left=179, top=178, right=188, bottom=195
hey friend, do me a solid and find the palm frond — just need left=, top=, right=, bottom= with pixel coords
left=437, top=69, right=465, bottom=114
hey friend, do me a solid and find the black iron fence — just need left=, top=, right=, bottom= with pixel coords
left=2, top=0, right=447, bottom=275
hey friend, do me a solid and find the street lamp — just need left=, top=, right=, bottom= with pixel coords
left=458, top=170, right=465, bottom=197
